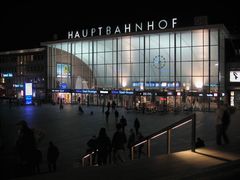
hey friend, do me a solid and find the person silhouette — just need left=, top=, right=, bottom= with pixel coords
left=195, top=137, right=205, bottom=148
left=47, top=141, right=59, bottom=172
left=134, top=118, right=140, bottom=134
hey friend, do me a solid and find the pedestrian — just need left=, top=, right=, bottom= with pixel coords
left=215, top=101, right=231, bottom=145
left=105, top=110, right=110, bottom=124
left=47, top=141, right=59, bottom=172
left=215, top=102, right=224, bottom=145
left=221, top=103, right=231, bottom=144
left=195, top=137, right=205, bottom=148
left=86, top=135, right=97, bottom=165
left=112, top=100, right=116, bottom=111
left=59, top=98, right=63, bottom=111
left=78, top=104, right=84, bottom=113
left=77, top=96, right=81, bottom=104
left=134, top=118, right=140, bottom=134
left=114, top=109, right=119, bottom=123
left=16, top=120, right=36, bottom=175
left=120, top=115, right=127, bottom=132
left=33, top=148, right=42, bottom=174
left=96, top=128, right=111, bottom=166
left=112, top=123, right=127, bottom=164
left=107, top=101, right=111, bottom=111
left=142, top=103, right=145, bottom=114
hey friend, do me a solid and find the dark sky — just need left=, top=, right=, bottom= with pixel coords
left=0, top=0, right=239, bottom=51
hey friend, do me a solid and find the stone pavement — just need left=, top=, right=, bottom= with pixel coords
left=1, top=103, right=240, bottom=179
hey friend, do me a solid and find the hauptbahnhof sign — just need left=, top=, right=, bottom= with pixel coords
left=68, top=18, right=177, bottom=39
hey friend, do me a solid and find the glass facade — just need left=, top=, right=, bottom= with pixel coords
left=46, top=25, right=227, bottom=110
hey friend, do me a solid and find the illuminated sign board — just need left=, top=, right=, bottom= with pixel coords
left=118, top=90, right=134, bottom=95
left=111, top=90, right=119, bottom=94
left=13, top=84, right=24, bottom=88
left=100, top=90, right=109, bottom=94
left=133, top=81, right=180, bottom=88
left=52, top=89, right=71, bottom=93
left=25, top=83, right=32, bottom=96
left=143, top=92, right=152, bottom=96
left=82, top=89, right=97, bottom=94
left=230, top=71, right=240, bottom=82
left=2, top=73, right=13, bottom=77
left=206, top=93, right=213, bottom=97
left=68, top=18, right=177, bottom=39
left=25, top=83, right=32, bottom=105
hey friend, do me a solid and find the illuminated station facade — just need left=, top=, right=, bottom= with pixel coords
left=42, top=18, right=230, bottom=111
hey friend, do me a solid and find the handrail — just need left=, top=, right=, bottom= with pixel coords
left=131, top=113, right=196, bottom=160
left=82, top=150, right=97, bottom=167
left=82, top=113, right=196, bottom=166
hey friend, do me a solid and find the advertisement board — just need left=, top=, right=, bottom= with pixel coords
left=57, top=64, right=71, bottom=77
left=25, top=83, right=33, bottom=104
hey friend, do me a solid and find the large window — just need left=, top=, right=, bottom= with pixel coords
left=47, top=27, right=222, bottom=92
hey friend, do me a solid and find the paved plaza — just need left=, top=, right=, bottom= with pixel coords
left=1, top=103, right=240, bottom=179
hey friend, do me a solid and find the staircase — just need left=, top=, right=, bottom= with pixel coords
left=14, top=113, right=240, bottom=180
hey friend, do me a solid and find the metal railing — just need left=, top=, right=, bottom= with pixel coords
left=81, top=113, right=196, bottom=166
left=82, top=150, right=96, bottom=167
left=131, top=113, right=196, bottom=160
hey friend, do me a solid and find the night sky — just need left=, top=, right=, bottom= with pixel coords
left=0, top=0, right=239, bottom=52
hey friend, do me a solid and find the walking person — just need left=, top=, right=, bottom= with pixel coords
left=107, top=101, right=111, bottom=111
left=77, top=96, right=81, bottom=104
left=105, top=110, right=110, bottom=124
left=221, top=103, right=231, bottom=144
left=112, top=100, right=116, bottom=111
left=86, top=135, right=97, bottom=165
left=134, top=118, right=140, bottom=134
left=16, top=120, right=36, bottom=175
left=215, top=102, right=224, bottom=145
left=78, top=104, right=84, bottom=113
left=96, top=128, right=111, bottom=166
left=47, top=141, right=59, bottom=172
left=59, top=98, right=63, bottom=111
left=120, top=115, right=127, bottom=132
left=32, top=148, right=42, bottom=174
left=215, top=102, right=231, bottom=145
left=114, top=109, right=119, bottom=124
left=112, top=123, right=127, bottom=164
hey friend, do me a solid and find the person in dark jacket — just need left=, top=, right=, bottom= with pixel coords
left=86, top=135, right=97, bottom=164
left=134, top=118, right=140, bottom=134
left=97, top=128, right=111, bottom=165
left=112, top=123, right=127, bottom=163
left=47, top=141, right=59, bottom=172
left=16, top=120, right=36, bottom=175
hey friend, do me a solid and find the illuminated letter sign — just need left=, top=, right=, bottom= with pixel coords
left=67, top=18, right=178, bottom=39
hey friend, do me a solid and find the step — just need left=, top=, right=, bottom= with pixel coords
left=14, top=148, right=240, bottom=180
